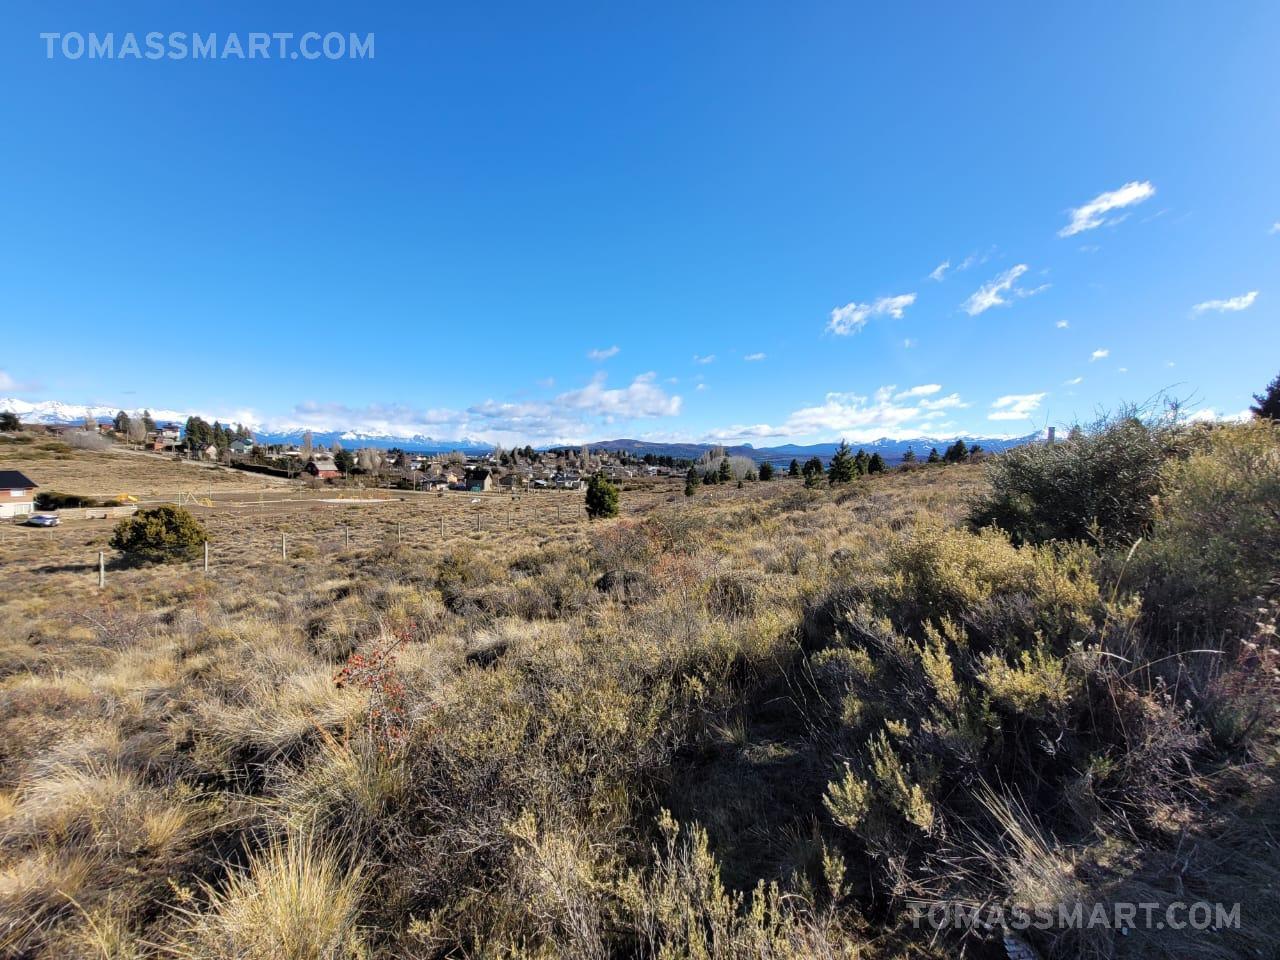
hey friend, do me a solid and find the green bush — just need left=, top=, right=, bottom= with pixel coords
left=108, top=505, right=208, bottom=563
left=584, top=473, right=620, bottom=519
left=970, top=408, right=1191, bottom=545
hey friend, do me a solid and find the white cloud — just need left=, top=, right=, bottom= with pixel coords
left=1270, top=222, right=1280, bottom=235
left=742, top=352, right=766, bottom=362
left=1064, top=376, right=1083, bottom=385
left=1056, top=319, right=1070, bottom=329
left=693, top=353, right=716, bottom=364
left=988, top=392, right=1047, bottom=421
left=706, top=384, right=968, bottom=443
left=1187, top=408, right=1252, bottom=424
left=696, top=383, right=708, bottom=392
left=1090, top=349, right=1109, bottom=362
left=1059, top=180, right=1156, bottom=237
left=1118, top=367, right=1128, bottom=373
left=1192, top=291, right=1258, bottom=313
left=903, top=338, right=916, bottom=349
left=558, top=371, right=682, bottom=419
left=963, top=264, right=1038, bottom=316
left=929, top=260, right=950, bottom=282
left=827, top=293, right=916, bottom=335
left=587, top=345, right=620, bottom=361
left=894, top=384, right=942, bottom=399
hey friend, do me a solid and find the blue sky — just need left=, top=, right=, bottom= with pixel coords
left=1, top=2, right=1277, bottom=445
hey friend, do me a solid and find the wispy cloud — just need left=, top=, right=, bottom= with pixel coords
left=558, top=371, right=682, bottom=419
left=1192, top=291, right=1258, bottom=313
left=894, top=384, right=942, bottom=399
left=903, top=338, right=916, bottom=349
left=1064, top=376, right=1083, bottom=385
left=692, top=353, right=716, bottom=365
left=988, top=392, right=1047, bottom=421
left=742, top=352, right=766, bottom=362
left=827, top=293, right=917, bottom=335
left=1270, top=222, right=1280, bottom=235
left=962, top=264, right=1047, bottom=316
left=929, top=260, right=950, bottom=281
left=1059, top=180, right=1156, bottom=237
left=587, top=345, right=620, bottom=361
left=1056, top=319, right=1070, bottom=329
left=1090, top=348, right=1109, bottom=362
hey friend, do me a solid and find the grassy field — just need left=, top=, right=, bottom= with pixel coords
left=0, top=421, right=1276, bottom=959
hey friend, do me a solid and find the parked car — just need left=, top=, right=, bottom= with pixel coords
left=26, top=513, right=60, bottom=527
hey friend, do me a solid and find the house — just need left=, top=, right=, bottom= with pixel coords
left=151, top=426, right=181, bottom=451
left=0, top=470, right=37, bottom=519
left=464, top=467, right=493, bottom=492
left=306, top=454, right=341, bottom=480
left=229, top=438, right=254, bottom=455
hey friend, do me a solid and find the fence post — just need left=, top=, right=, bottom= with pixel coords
left=397, top=522, right=402, bottom=544
left=99, top=551, right=105, bottom=589
left=440, top=516, right=445, bottom=538
left=282, top=532, right=287, bottom=560
left=344, top=525, right=349, bottom=547
left=204, top=540, right=209, bottom=573
left=475, top=512, right=480, bottom=532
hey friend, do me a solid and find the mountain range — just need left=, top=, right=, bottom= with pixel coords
left=0, top=397, right=1038, bottom=462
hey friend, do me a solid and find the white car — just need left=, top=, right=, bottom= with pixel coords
left=26, top=513, right=60, bottom=527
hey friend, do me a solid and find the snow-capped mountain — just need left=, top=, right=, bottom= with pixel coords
left=0, top=398, right=191, bottom=426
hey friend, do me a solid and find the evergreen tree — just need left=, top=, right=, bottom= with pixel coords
left=788, top=458, right=800, bottom=477
left=0, top=411, right=19, bottom=431
left=827, top=441, right=857, bottom=484
left=113, top=410, right=131, bottom=434
left=927, top=447, right=940, bottom=463
left=758, top=461, right=774, bottom=481
left=853, top=448, right=869, bottom=476
left=141, top=410, right=156, bottom=433
left=684, top=466, right=698, bottom=496
left=334, top=448, right=355, bottom=475
left=943, top=439, right=969, bottom=464
left=718, top=457, right=732, bottom=483
left=585, top=473, right=620, bottom=519
left=801, top=456, right=825, bottom=488
left=1253, top=371, right=1280, bottom=420
left=867, top=452, right=886, bottom=474
left=902, top=447, right=917, bottom=463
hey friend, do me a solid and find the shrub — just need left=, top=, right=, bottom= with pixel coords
left=584, top=473, right=620, bottom=519
left=970, top=407, right=1191, bottom=545
left=108, top=505, right=208, bottom=563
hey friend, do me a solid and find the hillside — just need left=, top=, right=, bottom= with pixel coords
left=0, top=416, right=1276, bottom=958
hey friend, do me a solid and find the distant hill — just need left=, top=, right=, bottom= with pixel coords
left=574, top=435, right=1040, bottom=464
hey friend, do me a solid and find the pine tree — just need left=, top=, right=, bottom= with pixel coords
left=788, top=458, right=800, bottom=477
left=802, top=456, right=826, bottom=488
left=585, top=473, right=620, bottom=519
left=927, top=447, right=940, bottom=463
left=113, top=410, right=131, bottom=433
left=1253, top=371, right=1280, bottom=420
left=758, top=461, right=774, bottom=481
left=827, top=441, right=857, bottom=484
left=944, top=439, right=969, bottom=464
left=718, top=457, right=732, bottom=483
left=684, top=466, right=698, bottom=496
left=141, top=410, right=156, bottom=433
left=902, top=447, right=917, bottom=463
left=853, top=448, right=869, bottom=476
left=867, top=452, right=886, bottom=474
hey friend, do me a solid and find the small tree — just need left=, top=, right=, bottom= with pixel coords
left=758, top=461, right=774, bottom=481
left=788, top=458, right=800, bottom=477
left=585, top=473, right=620, bottom=519
left=684, top=466, right=698, bottom=496
left=717, top=457, right=732, bottom=483
left=0, top=411, right=19, bottom=431
left=943, top=439, right=969, bottom=464
left=827, top=441, right=857, bottom=484
left=902, top=447, right=917, bottom=464
left=109, top=505, right=208, bottom=563
left=1253, top=372, right=1280, bottom=420
left=927, top=447, right=941, bottom=463
left=802, top=456, right=825, bottom=488
left=867, top=452, right=886, bottom=474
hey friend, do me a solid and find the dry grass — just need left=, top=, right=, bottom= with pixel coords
left=0, top=434, right=1274, bottom=958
